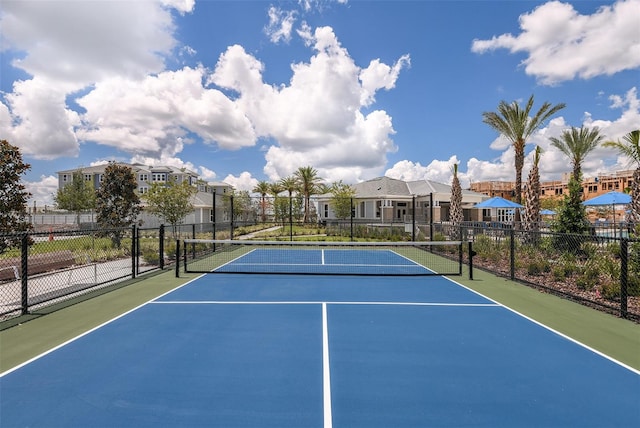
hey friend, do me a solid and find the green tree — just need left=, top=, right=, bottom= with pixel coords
left=0, top=140, right=32, bottom=253
left=449, top=163, right=463, bottom=239
left=252, top=181, right=271, bottom=222
left=144, top=179, right=197, bottom=238
left=482, top=95, right=565, bottom=213
left=553, top=176, right=589, bottom=236
left=294, top=166, right=323, bottom=223
left=330, top=181, right=356, bottom=220
left=95, top=162, right=141, bottom=248
left=54, top=170, right=96, bottom=226
left=549, top=126, right=604, bottom=182
left=604, top=130, right=640, bottom=223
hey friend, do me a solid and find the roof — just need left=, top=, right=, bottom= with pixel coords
left=351, top=176, right=412, bottom=199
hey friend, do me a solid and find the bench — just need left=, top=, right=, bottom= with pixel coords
left=0, top=250, right=76, bottom=281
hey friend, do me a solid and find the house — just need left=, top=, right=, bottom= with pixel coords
left=316, top=176, right=488, bottom=224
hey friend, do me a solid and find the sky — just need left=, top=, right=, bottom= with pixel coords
left=1, top=0, right=639, bottom=207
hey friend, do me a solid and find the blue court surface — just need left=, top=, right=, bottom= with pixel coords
left=1, top=273, right=639, bottom=427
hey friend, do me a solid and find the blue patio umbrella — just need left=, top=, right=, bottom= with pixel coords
left=582, top=191, right=631, bottom=207
left=582, top=191, right=631, bottom=226
left=475, top=196, right=524, bottom=209
left=540, top=209, right=556, bottom=215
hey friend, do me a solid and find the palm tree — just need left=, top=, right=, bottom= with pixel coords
left=482, top=95, right=565, bottom=213
left=523, top=146, right=542, bottom=238
left=449, top=163, right=463, bottom=239
left=279, top=176, right=298, bottom=223
left=294, top=166, right=323, bottom=223
left=604, top=130, right=640, bottom=222
left=549, top=126, right=604, bottom=183
left=252, top=181, right=271, bottom=222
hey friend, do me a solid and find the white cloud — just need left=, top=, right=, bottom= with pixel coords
left=198, top=166, right=217, bottom=181
left=1, top=78, right=80, bottom=159
left=265, top=6, right=297, bottom=44
left=24, top=175, right=58, bottom=208
left=471, top=0, right=640, bottom=85
left=0, top=0, right=194, bottom=159
left=3, top=4, right=404, bottom=186
left=76, top=67, right=256, bottom=157
left=223, top=171, right=259, bottom=192
left=0, top=0, right=185, bottom=85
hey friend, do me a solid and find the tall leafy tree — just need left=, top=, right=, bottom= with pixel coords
left=549, top=126, right=604, bottom=182
left=449, top=163, right=463, bottom=239
left=553, top=175, right=589, bottom=236
left=330, top=181, right=356, bottom=220
left=0, top=140, right=32, bottom=253
left=523, top=146, right=543, bottom=238
left=604, top=130, right=640, bottom=222
left=54, top=170, right=96, bottom=226
left=252, top=181, right=271, bottom=222
left=294, top=166, right=323, bottom=223
left=95, top=163, right=141, bottom=248
left=144, top=180, right=197, bottom=238
left=482, top=95, right=565, bottom=212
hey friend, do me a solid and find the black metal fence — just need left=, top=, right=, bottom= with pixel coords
left=2, top=204, right=637, bottom=323
left=0, top=225, right=175, bottom=320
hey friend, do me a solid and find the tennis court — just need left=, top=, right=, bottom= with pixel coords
left=1, top=242, right=639, bottom=427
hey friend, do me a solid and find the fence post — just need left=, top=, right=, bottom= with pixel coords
left=468, top=241, right=476, bottom=280
left=510, top=228, right=515, bottom=280
left=175, top=239, right=180, bottom=278
left=159, top=224, right=165, bottom=270
left=20, top=234, right=29, bottom=315
left=230, top=195, right=234, bottom=240
left=192, top=224, right=196, bottom=260
left=289, top=196, right=293, bottom=241
left=131, top=225, right=136, bottom=279
left=350, top=198, right=354, bottom=242
left=412, top=196, right=416, bottom=241
left=620, top=237, right=628, bottom=319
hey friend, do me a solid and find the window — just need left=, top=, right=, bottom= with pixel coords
left=324, top=204, right=328, bottom=218
left=360, top=201, right=365, bottom=218
left=152, top=173, right=166, bottom=182
left=139, top=187, right=148, bottom=194
left=139, top=173, right=148, bottom=182
left=62, top=174, right=68, bottom=182
left=84, top=174, right=92, bottom=181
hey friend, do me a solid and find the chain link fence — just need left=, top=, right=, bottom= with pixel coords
left=0, top=225, right=177, bottom=320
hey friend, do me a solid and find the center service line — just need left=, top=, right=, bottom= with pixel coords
left=323, top=302, right=333, bottom=428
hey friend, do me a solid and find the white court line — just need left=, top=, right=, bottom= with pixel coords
left=151, top=301, right=499, bottom=307
left=321, top=249, right=325, bottom=265
left=322, top=303, right=332, bottom=428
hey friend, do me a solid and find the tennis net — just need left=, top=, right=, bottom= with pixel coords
left=179, top=239, right=464, bottom=276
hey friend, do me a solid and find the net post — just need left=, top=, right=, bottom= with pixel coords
left=175, top=239, right=180, bottom=278
left=620, top=237, right=628, bottom=319
left=458, top=241, right=463, bottom=275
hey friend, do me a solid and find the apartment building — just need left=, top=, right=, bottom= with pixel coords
left=56, top=163, right=232, bottom=196
left=470, top=169, right=635, bottom=202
